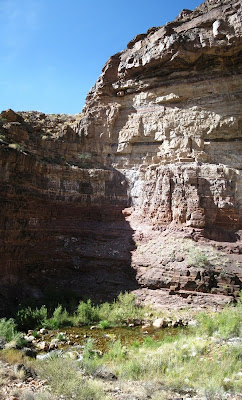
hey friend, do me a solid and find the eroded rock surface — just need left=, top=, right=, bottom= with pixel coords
left=0, top=0, right=241, bottom=312
left=80, top=0, right=242, bottom=231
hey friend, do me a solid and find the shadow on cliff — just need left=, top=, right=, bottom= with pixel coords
left=0, top=166, right=139, bottom=317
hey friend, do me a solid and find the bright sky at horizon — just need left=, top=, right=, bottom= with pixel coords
left=0, top=0, right=202, bottom=115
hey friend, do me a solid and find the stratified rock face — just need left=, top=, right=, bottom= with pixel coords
left=0, top=0, right=241, bottom=312
left=80, top=0, right=242, bottom=230
left=0, top=111, right=137, bottom=311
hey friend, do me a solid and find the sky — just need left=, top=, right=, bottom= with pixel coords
left=0, top=0, right=202, bottom=115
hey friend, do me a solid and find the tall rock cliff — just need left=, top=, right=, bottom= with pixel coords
left=80, top=0, right=242, bottom=231
left=0, top=0, right=241, bottom=312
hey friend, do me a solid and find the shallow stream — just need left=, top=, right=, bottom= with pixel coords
left=41, top=325, right=184, bottom=356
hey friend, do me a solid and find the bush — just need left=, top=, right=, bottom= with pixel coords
left=106, top=339, right=127, bottom=362
left=74, top=299, right=99, bottom=326
left=187, top=248, right=210, bottom=268
left=98, top=320, right=110, bottom=329
left=0, top=318, right=17, bottom=342
left=45, top=305, right=71, bottom=329
left=196, top=302, right=242, bottom=338
left=16, top=306, right=48, bottom=330
left=101, top=292, right=145, bottom=325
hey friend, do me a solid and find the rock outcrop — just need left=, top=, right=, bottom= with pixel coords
left=0, top=0, right=241, bottom=313
left=80, top=0, right=242, bottom=231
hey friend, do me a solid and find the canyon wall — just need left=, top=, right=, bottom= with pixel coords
left=0, top=0, right=241, bottom=312
left=80, top=0, right=242, bottom=232
left=0, top=111, right=137, bottom=312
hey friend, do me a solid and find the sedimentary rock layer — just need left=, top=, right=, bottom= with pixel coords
left=80, top=0, right=242, bottom=230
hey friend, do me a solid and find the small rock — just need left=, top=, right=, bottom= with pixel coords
left=24, top=335, right=35, bottom=343
left=117, top=91, right=124, bottom=97
left=153, top=318, right=168, bottom=328
left=65, top=351, right=79, bottom=360
left=49, top=339, right=59, bottom=350
left=0, top=336, right=6, bottom=349
left=95, top=367, right=117, bottom=380
left=188, top=319, right=197, bottom=327
left=36, top=341, right=48, bottom=351
left=21, top=347, right=37, bottom=359
left=39, top=328, right=48, bottom=335
left=5, top=340, right=18, bottom=350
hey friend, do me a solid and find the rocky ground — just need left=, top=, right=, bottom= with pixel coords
left=1, top=316, right=242, bottom=400
left=1, top=359, right=242, bottom=400
left=0, top=359, right=49, bottom=400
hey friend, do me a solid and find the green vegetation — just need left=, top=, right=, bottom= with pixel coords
left=35, top=357, right=105, bottom=400
left=0, top=318, right=27, bottom=349
left=79, top=300, right=242, bottom=396
left=78, top=152, right=91, bottom=160
left=16, top=305, right=48, bottom=331
left=16, top=292, right=147, bottom=331
left=196, top=302, right=242, bottom=338
left=187, top=247, right=210, bottom=268
left=0, top=296, right=241, bottom=399
left=0, top=318, right=17, bottom=342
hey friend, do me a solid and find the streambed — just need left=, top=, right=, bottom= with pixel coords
left=36, top=325, right=185, bottom=359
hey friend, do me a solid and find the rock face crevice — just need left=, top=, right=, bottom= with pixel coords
left=0, top=0, right=241, bottom=312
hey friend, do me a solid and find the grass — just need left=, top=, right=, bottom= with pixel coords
left=0, top=298, right=241, bottom=399
left=34, top=357, right=106, bottom=400
left=196, top=303, right=242, bottom=338
left=79, top=300, right=242, bottom=395
left=0, top=348, right=25, bottom=364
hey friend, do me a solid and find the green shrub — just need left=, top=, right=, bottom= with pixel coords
left=45, top=305, right=71, bottom=329
left=83, top=338, right=96, bottom=360
left=187, top=248, right=210, bottom=268
left=0, top=117, right=7, bottom=125
left=8, top=143, right=24, bottom=152
left=74, top=299, right=99, bottom=326
left=0, top=318, right=16, bottom=342
left=105, top=339, right=127, bottom=362
left=104, top=292, right=145, bottom=325
left=78, top=152, right=91, bottom=160
left=16, top=306, right=48, bottom=330
left=97, top=320, right=110, bottom=329
left=196, top=302, right=242, bottom=338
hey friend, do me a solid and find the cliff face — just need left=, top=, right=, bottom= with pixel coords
left=81, top=0, right=242, bottom=231
left=0, top=0, right=241, bottom=312
left=0, top=111, right=137, bottom=311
